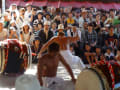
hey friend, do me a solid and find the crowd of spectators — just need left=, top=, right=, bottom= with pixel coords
left=1, top=3, right=120, bottom=65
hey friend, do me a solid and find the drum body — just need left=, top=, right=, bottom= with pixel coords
left=0, top=39, right=32, bottom=74
left=76, top=61, right=120, bottom=90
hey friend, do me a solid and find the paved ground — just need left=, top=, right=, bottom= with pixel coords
left=0, top=64, right=81, bottom=90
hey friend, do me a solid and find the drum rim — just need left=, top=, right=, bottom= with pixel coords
left=87, top=68, right=106, bottom=90
left=92, top=67, right=110, bottom=90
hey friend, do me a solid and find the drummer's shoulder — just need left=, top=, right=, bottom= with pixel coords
left=39, top=54, right=49, bottom=60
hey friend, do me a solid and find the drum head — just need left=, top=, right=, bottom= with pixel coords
left=75, top=69, right=104, bottom=90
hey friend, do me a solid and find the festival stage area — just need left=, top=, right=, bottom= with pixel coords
left=0, top=64, right=81, bottom=90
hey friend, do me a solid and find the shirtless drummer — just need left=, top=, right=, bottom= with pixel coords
left=37, top=42, right=75, bottom=89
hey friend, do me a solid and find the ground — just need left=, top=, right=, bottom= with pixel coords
left=0, top=64, right=81, bottom=90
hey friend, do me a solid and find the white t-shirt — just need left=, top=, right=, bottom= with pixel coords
left=0, top=29, right=7, bottom=41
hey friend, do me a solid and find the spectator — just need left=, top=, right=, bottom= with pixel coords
left=16, top=8, right=26, bottom=30
left=25, top=3, right=32, bottom=20
left=83, top=43, right=96, bottom=65
left=51, top=22, right=57, bottom=35
left=0, top=22, right=8, bottom=41
left=79, top=10, right=87, bottom=29
left=67, top=12, right=75, bottom=25
left=38, top=21, right=53, bottom=44
left=8, top=27, right=18, bottom=39
left=105, top=25, right=118, bottom=54
left=31, top=36, right=42, bottom=63
left=104, top=47, right=115, bottom=61
left=85, top=23, right=97, bottom=51
left=3, top=12, right=10, bottom=29
left=20, top=23, right=32, bottom=44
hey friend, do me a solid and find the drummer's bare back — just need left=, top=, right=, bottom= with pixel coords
left=38, top=53, right=60, bottom=77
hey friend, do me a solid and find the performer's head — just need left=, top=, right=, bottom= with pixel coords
left=58, top=31, right=65, bottom=37
left=48, top=42, right=60, bottom=56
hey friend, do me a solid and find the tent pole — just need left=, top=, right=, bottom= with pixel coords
left=2, top=0, right=5, bottom=13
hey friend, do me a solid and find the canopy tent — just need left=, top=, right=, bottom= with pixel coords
left=6, top=0, right=120, bottom=10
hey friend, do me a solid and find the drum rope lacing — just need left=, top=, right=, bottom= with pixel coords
left=91, top=60, right=115, bottom=90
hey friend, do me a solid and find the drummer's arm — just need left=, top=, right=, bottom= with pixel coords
left=20, top=31, right=24, bottom=42
left=67, top=35, right=79, bottom=43
left=38, top=37, right=56, bottom=57
left=58, top=53, right=75, bottom=83
left=37, top=57, right=44, bottom=86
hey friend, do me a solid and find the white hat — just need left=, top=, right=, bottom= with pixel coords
left=44, top=21, right=51, bottom=26
left=10, top=20, right=16, bottom=24
left=2, top=12, right=8, bottom=17
left=15, top=75, right=41, bottom=90
left=25, top=3, right=31, bottom=7
left=22, top=22, right=29, bottom=27
left=58, top=24, right=64, bottom=30
left=9, top=27, right=16, bottom=31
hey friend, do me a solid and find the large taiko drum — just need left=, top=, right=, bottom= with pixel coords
left=0, top=39, right=32, bottom=74
left=75, top=60, right=120, bottom=90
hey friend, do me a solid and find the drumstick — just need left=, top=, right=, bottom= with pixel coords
left=32, top=53, right=37, bottom=56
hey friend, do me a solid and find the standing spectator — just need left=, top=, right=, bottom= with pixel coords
left=25, top=3, right=32, bottom=20
left=93, top=14, right=101, bottom=34
left=38, top=21, right=53, bottom=44
left=81, top=21, right=88, bottom=48
left=9, top=4, right=19, bottom=18
left=79, top=10, right=87, bottom=29
left=74, top=10, right=80, bottom=27
left=67, top=24, right=81, bottom=57
left=16, top=8, right=26, bottom=30
left=0, top=22, right=8, bottom=41
left=29, top=8, right=37, bottom=27
left=61, top=13, right=67, bottom=29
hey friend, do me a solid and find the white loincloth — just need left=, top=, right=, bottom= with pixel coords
left=42, top=77, right=75, bottom=90
left=42, top=77, right=64, bottom=90
left=60, top=50, right=85, bottom=70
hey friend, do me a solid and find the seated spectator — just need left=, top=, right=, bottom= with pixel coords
left=83, top=43, right=96, bottom=65
left=33, top=11, right=44, bottom=25
left=20, top=23, right=32, bottom=44
left=105, top=25, right=118, bottom=54
left=3, top=12, right=10, bottom=29
left=85, top=23, right=97, bottom=52
left=51, top=22, right=57, bottom=35
left=55, top=24, right=67, bottom=36
left=8, top=27, right=18, bottom=39
left=67, top=12, right=75, bottom=25
left=95, top=46, right=102, bottom=62
left=38, top=22, right=43, bottom=31
left=31, top=36, right=42, bottom=63
left=104, top=47, right=114, bottom=61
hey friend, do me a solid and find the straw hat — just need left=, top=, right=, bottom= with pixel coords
left=44, top=21, right=51, bottom=26
left=15, top=75, right=41, bottom=90
left=58, top=24, right=64, bottom=30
